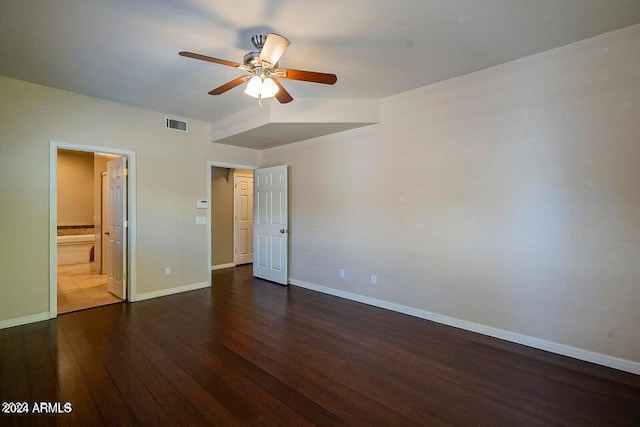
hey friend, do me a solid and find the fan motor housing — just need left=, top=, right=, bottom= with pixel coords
left=243, top=51, right=260, bottom=66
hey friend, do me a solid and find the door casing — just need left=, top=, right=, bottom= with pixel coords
left=49, top=141, right=137, bottom=317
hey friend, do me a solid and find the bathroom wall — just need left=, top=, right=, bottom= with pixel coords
left=57, top=149, right=94, bottom=228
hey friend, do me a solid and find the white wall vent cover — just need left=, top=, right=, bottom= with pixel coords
left=165, top=117, right=188, bottom=132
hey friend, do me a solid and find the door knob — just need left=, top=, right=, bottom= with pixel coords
left=280, top=229, right=286, bottom=233
left=104, top=232, right=110, bottom=236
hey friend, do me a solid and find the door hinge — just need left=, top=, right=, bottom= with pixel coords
left=123, top=220, right=128, bottom=228
left=123, top=168, right=128, bottom=176
left=235, top=248, right=237, bottom=253
left=123, top=272, right=127, bottom=281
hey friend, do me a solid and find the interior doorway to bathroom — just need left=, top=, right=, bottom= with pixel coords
left=56, top=149, right=123, bottom=313
left=50, top=142, right=136, bottom=316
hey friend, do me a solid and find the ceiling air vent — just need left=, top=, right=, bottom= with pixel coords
left=165, top=117, right=188, bottom=132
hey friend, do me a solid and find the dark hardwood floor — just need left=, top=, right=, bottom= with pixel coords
left=1, top=265, right=639, bottom=426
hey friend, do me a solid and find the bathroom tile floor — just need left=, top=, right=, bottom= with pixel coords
left=57, top=263, right=122, bottom=314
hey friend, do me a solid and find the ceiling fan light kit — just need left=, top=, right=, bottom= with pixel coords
left=244, top=76, right=279, bottom=105
left=179, top=33, right=337, bottom=105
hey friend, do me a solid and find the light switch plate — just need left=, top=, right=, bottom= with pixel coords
left=195, top=216, right=207, bottom=225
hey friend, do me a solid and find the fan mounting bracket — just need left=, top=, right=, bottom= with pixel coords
left=250, top=34, right=267, bottom=51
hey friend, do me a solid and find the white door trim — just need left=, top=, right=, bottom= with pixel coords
left=49, top=141, right=137, bottom=317
left=206, top=161, right=256, bottom=286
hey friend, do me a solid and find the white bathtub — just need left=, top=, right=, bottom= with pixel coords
left=57, top=234, right=95, bottom=265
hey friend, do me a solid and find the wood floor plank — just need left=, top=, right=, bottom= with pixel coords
left=22, top=321, right=69, bottom=427
left=0, top=329, right=3, bottom=394
left=192, top=279, right=548, bottom=425
left=85, top=306, right=218, bottom=427
left=130, top=298, right=317, bottom=426
left=56, top=314, right=137, bottom=426
left=218, top=277, right=636, bottom=425
left=0, top=327, right=33, bottom=427
left=48, top=319, right=105, bottom=426
left=209, top=267, right=640, bottom=424
left=1, top=264, right=639, bottom=425
left=70, top=309, right=174, bottom=426
left=196, top=280, right=534, bottom=423
left=173, top=289, right=452, bottom=426
left=103, top=305, right=245, bottom=426
left=166, top=292, right=428, bottom=426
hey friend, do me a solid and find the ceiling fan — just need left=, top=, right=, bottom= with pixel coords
left=179, top=33, right=337, bottom=105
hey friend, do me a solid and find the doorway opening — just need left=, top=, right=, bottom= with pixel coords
left=206, top=161, right=256, bottom=286
left=209, top=165, right=254, bottom=271
left=206, top=162, right=289, bottom=287
left=50, top=141, right=137, bottom=317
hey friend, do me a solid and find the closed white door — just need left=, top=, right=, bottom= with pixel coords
left=234, top=172, right=254, bottom=265
left=107, top=156, right=127, bottom=299
left=253, top=165, right=288, bottom=285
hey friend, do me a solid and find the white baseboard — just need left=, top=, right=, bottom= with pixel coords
left=0, top=312, right=50, bottom=330
left=135, top=281, right=210, bottom=302
left=289, top=278, right=640, bottom=375
left=211, top=263, right=236, bottom=271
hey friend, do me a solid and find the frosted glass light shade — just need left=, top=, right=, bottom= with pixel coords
left=244, top=76, right=279, bottom=99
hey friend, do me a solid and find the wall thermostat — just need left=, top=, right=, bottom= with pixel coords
left=196, top=200, right=208, bottom=209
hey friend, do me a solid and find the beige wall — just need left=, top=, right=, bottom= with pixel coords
left=262, top=25, right=640, bottom=363
left=57, top=149, right=94, bottom=226
left=0, top=76, right=260, bottom=322
left=211, top=167, right=234, bottom=265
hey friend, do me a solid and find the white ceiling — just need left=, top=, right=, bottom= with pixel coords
left=1, top=0, right=640, bottom=132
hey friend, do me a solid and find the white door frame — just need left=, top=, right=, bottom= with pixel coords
left=49, top=141, right=137, bottom=317
left=206, top=161, right=256, bottom=285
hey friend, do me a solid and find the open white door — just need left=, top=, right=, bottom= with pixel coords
left=234, top=172, right=254, bottom=265
left=101, top=172, right=109, bottom=274
left=106, top=156, right=127, bottom=299
left=253, top=165, right=288, bottom=284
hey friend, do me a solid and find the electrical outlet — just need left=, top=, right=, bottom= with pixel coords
left=339, top=269, right=345, bottom=279
left=371, top=274, right=377, bottom=285
left=165, top=267, right=171, bottom=276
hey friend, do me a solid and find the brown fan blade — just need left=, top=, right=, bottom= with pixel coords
left=272, top=78, right=293, bottom=104
left=179, top=51, right=240, bottom=68
left=208, top=75, right=251, bottom=95
left=277, top=68, right=337, bottom=85
left=258, top=33, right=290, bottom=68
